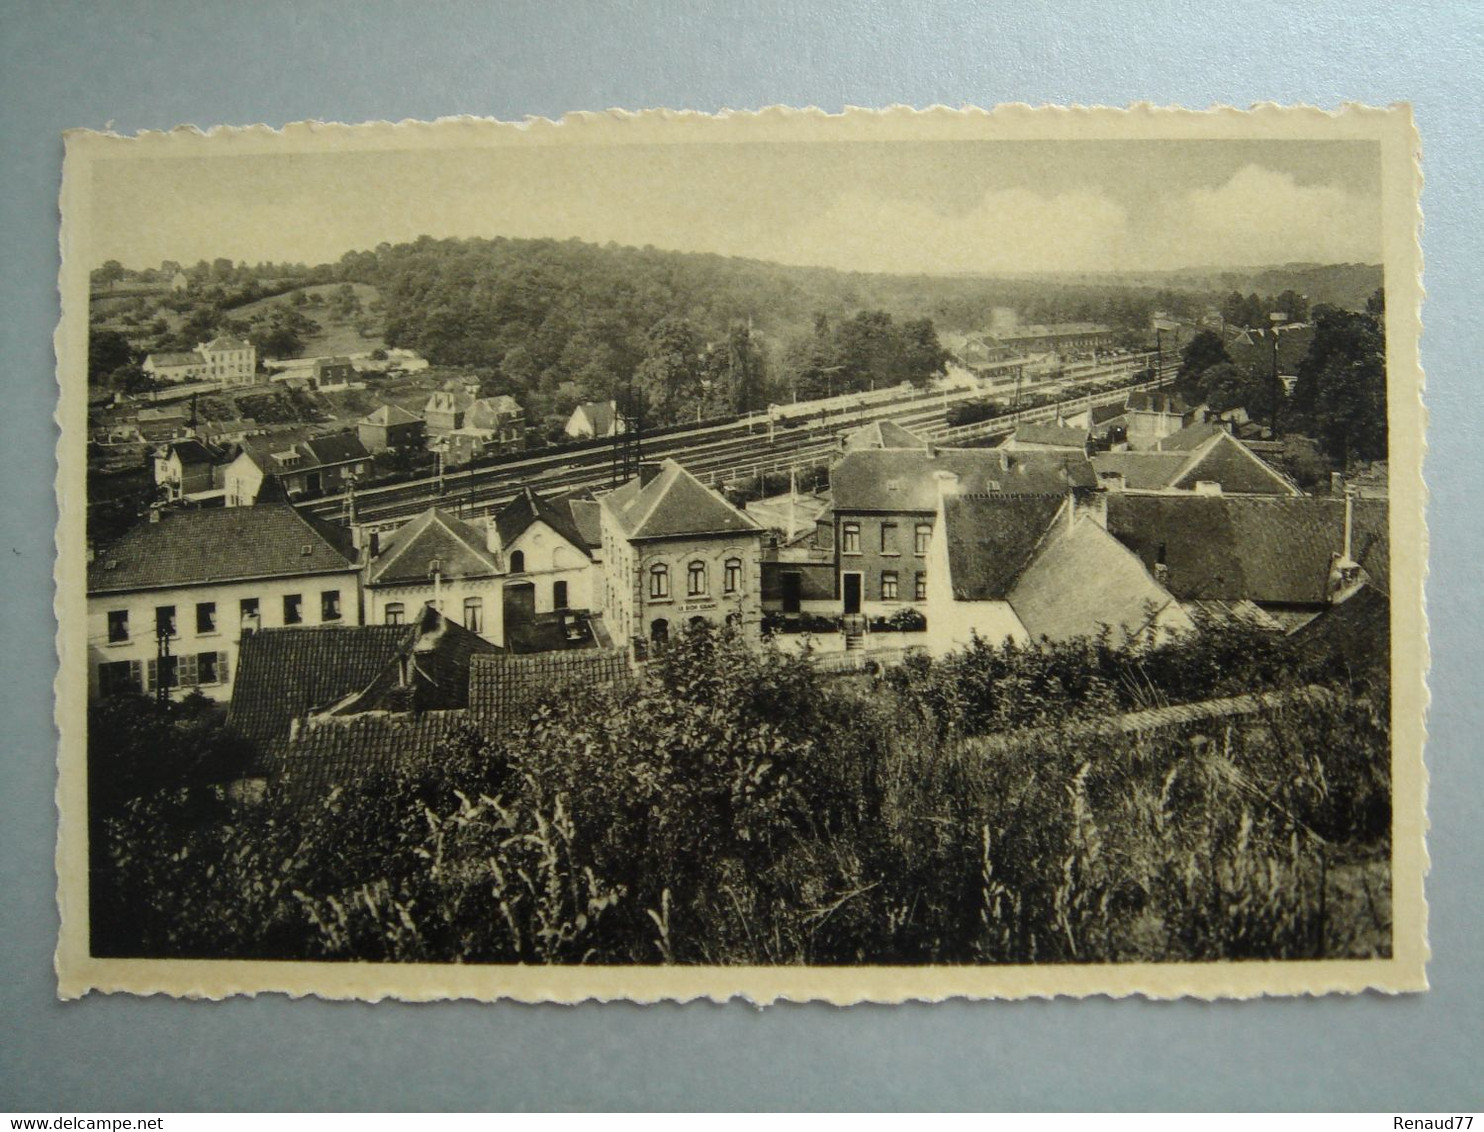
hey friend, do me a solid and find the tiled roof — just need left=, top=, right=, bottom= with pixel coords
left=241, top=430, right=369, bottom=474
left=1289, top=584, right=1389, bottom=672
left=424, top=390, right=473, bottom=414
left=1171, top=433, right=1298, bottom=495
left=940, top=494, right=1066, bottom=600
left=164, top=438, right=220, bottom=465
left=842, top=419, right=928, bottom=451
left=1011, top=422, right=1089, bottom=449
left=320, top=605, right=502, bottom=717
left=88, top=503, right=358, bottom=594
left=146, top=351, right=202, bottom=367
left=1091, top=451, right=1193, bottom=491
left=1155, top=421, right=1227, bottom=451
left=602, top=459, right=760, bottom=540
left=831, top=448, right=1094, bottom=513
left=368, top=507, right=500, bottom=585
left=227, top=625, right=413, bottom=746
left=468, top=649, right=632, bottom=725
left=467, top=396, right=523, bottom=429
left=1006, top=515, right=1183, bottom=643
left=1088, top=402, right=1126, bottom=427
left=1105, top=495, right=1390, bottom=604
left=301, top=432, right=370, bottom=467
left=263, top=711, right=478, bottom=808
left=359, top=403, right=422, bottom=427
left=492, top=487, right=592, bottom=557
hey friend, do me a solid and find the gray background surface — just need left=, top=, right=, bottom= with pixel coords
left=2, top=0, right=1480, bottom=1112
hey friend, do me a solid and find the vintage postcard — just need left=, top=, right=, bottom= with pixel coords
left=55, top=104, right=1426, bottom=1002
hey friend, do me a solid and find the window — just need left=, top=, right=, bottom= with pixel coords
left=385, top=602, right=405, bottom=626
left=463, top=596, right=483, bottom=632
left=239, top=597, right=260, bottom=630
left=320, top=590, right=342, bottom=622
left=650, top=618, right=670, bottom=643
left=107, top=609, right=129, bottom=643
left=723, top=558, right=742, bottom=595
left=914, top=571, right=927, bottom=602
left=196, top=601, right=217, bottom=634
left=881, top=571, right=899, bottom=601
left=915, top=523, right=932, bottom=556
left=508, top=549, right=525, bottom=573
left=880, top=522, right=899, bottom=555
left=687, top=561, right=707, bottom=597
left=147, top=655, right=178, bottom=692
left=154, top=605, right=176, bottom=638
left=649, top=564, right=670, bottom=600
left=283, top=594, right=303, bottom=625
left=197, top=651, right=223, bottom=685
left=842, top=522, right=861, bottom=555
left=98, top=659, right=142, bottom=696
left=552, top=580, right=568, bottom=610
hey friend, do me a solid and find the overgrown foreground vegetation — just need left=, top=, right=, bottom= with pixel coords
left=91, top=623, right=1391, bottom=965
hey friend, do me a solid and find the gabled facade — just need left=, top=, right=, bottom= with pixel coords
left=565, top=400, right=625, bottom=440
left=489, top=488, right=597, bottom=634
left=1091, top=423, right=1301, bottom=497
left=364, top=507, right=504, bottom=644
left=357, top=403, right=426, bottom=452
left=224, top=431, right=372, bottom=505
left=423, top=390, right=471, bottom=438
left=86, top=503, right=362, bottom=702
left=924, top=491, right=1194, bottom=656
left=598, top=459, right=763, bottom=649
left=152, top=438, right=227, bottom=501
left=1124, top=390, right=1196, bottom=451
left=826, top=446, right=1095, bottom=618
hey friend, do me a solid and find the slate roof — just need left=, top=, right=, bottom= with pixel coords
left=1006, top=515, right=1183, bottom=643
left=602, top=459, right=760, bottom=540
left=1090, top=431, right=1297, bottom=496
left=240, top=430, right=370, bottom=474
left=574, top=400, right=618, bottom=435
left=841, top=419, right=928, bottom=451
left=201, top=335, right=251, bottom=352
left=831, top=448, right=1095, bottom=514
left=368, top=507, right=500, bottom=585
left=1091, top=451, right=1193, bottom=491
left=1126, top=391, right=1191, bottom=415
left=263, top=711, right=478, bottom=808
left=468, top=649, right=633, bottom=725
left=940, top=494, right=1066, bottom=600
left=227, top=625, right=413, bottom=746
left=88, top=503, right=358, bottom=594
left=467, top=396, right=523, bottom=429
left=359, top=403, right=422, bottom=427
left=565, top=498, right=603, bottom=550
left=164, top=438, right=219, bottom=465
left=492, top=487, right=592, bottom=557
left=1155, top=421, right=1227, bottom=451
left=1010, top=422, right=1090, bottom=450
left=1087, top=402, right=1127, bottom=427
left=301, top=432, right=370, bottom=466
left=1289, top=583, right=1390, bottom=672
left=1105, top=495, right=1390, bottom=605
left=146, top=351, right=202, bottom=368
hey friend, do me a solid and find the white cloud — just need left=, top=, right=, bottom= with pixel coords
left=1148, top=165, right=1382, bottom=268
left=763, top=187, right=1132, bottom=275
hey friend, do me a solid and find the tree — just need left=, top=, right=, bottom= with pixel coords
left=1292, top=305, right=1387, bottom=466
left=635, top=317, right=704, bottom=424
left=92, top=260, right=127, bottom=292
left=899, top=317, right=950, bottom=388
left=88, top=330, right=134, bottom=384
left=1175, top=330, right=1233, bottom=401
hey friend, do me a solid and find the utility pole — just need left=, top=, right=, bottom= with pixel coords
left=1269, top=311, right=1286, bottom=437
left=155, top=622, right=173, bottom=710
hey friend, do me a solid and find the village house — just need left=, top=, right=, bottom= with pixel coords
left=565, top=399, right=626, bottom=440
left=598, top=459, right=764, bottom=650
left=86, top=502, right=362, bottom=702
left=839, top=418, right=930, bottom=454
left=363, top=506, right=504, bottom=642
left=1090, top=421, right=1301, bottom=497
left=224, top=431, right=372, bottom=505
left=141, top=351, right=205, bottom=384
left=1061, top=401, right=1128, bottom=444
left=1104, top=492, right=1388, bottom=633
left=923, top=488, right=1195, bottom=656
left=152, top=437, right=229, bottom=503
left=197, top=335, right=258, bottom=385
left=1003, top=422, right=1091, bottom=453
left=437, top=395, right=528, bottom=464
left=356, top=403, right=426, bottom=452
left=487, top=487, right=598, bottom=649
left=310, top=356, right=357, bottom=389
left=1124, top=390, right=1198, bottom=451
left=745, top=487, right=837, bottom=619
left=825, top=446, right=1096, bottom=619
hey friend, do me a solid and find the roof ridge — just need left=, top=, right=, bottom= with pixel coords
left=368, top=508, right=436, bottom=579
left=626, top=460, right=685, bottom=537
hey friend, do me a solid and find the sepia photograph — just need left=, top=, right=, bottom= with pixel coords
left=54, top=106, right=1426, bottom=1002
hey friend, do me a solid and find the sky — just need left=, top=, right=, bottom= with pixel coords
left=88, top=138, right=1383, bottom=276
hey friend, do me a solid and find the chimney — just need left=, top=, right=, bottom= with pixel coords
left=1330, top=470, right=1346, bottom=497
left=1343, top=487, right=1356, bottom=563
left=926, top=444, right=938, bottom=459
left=1194, top=480, right=1223, bottom=497
left=1154, top=541, right=1169, bottom=585
left=368, top=530, right=380, bottom=557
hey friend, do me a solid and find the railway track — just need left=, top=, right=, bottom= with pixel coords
left=306, top=358, right=1176, bottom=530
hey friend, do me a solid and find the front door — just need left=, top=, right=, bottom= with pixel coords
left=502, top=581, right=536, bottom=627
left=842, top=572, right=862, bottom=615
left=781, top=571, right=802, bottom=614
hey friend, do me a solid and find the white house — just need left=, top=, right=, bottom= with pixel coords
left=197, top=335, right=258, bottom=385
left=565, top=400, right=626, bottom=440
left=488, top=487, right=599, bottom=629
left=363, top=507, right=504, bottom=645
left=924, top=485, right=1194, bottom=657
left=86, top=503, right=363, bottom=702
